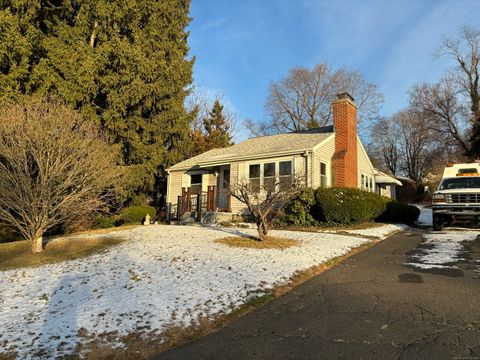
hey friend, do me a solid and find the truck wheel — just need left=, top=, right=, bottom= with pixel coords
left=432, top=215, right=443, bottom=231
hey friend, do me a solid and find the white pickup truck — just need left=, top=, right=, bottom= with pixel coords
left=432, top=162, right=480, bottom=231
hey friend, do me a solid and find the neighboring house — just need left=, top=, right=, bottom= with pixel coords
left=374, top=169, right=402, bottom=200
left=166, top=93, right=393, bottom=219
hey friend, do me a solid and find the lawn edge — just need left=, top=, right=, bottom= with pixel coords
left=81, top=229, right=402, bottom=359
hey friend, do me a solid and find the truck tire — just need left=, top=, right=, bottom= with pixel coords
left=432, top=214, right=443, bottom=231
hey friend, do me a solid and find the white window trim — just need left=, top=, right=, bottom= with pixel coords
left=246, top=157, right=294, bottom=192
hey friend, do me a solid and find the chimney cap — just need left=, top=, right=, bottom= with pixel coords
left=336, top=92, right=355, bottom=102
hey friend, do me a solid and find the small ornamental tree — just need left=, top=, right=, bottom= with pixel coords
left=230, top=175, right=303, bottom=241
left=0, top=100, right=121, bottom=253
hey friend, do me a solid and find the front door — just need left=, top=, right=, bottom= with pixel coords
left=217, top=166, right=230, bottom=211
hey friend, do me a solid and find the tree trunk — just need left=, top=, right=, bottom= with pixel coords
left=32, top=235, right=43, bottom=253
left=257, top=221, right=269, bottom=241
left=90, top=21, right=98, bottom=48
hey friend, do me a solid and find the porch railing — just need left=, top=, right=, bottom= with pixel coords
left=166, top=186, right=218, bottom=221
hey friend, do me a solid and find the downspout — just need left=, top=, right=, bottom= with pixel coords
left=165, top=169, right=171, bottom=204
left=302, top=151, right=312, bottom=187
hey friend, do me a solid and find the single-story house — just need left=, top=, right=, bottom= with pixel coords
left=166, top=93, right=401, bottom=219
left=374, top=169, right=402, bottom=199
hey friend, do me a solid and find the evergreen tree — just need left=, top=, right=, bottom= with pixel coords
left=0, top=0, right=194, bottom=196
left=191, top=99, right=233, bottom=156
left=203, top=100, right=232, bottom=149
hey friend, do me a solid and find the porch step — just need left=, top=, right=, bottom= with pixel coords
left=180, top=212, right=197, bottom=223
left=202, top=211, right=233, bottom=224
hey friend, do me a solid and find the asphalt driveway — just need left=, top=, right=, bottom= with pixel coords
left=154, top=228, right=480, bottom=360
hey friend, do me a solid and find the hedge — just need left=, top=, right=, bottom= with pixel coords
left=375, top=201, right=420, bottom=223
left=92, top=214, right=116, bottom=229
left=279, top=188, right=318, bottom=226
left=279, top=187, right=418, bottom=226
left=314, top=188, right=389, bottom=225
left=118, top=205, right=157, bottom=225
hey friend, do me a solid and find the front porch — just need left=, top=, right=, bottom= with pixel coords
left=166, top=165, right=232, bottom=222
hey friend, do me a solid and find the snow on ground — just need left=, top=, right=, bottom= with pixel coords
left=415, top=205, right=432, bottom=226
left=341, top=224, right=408, bottom=239
left=406, top=231, right=478, bottom=269
left=0, top=225, right=395, bottom=359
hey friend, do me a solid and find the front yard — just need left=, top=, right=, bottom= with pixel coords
left=0, top=224, right=403, bottom=359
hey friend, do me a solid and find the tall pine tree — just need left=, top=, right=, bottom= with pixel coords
left=0, top=0, right=194, bottom=196
left=191, top=99, right=233, bottom=156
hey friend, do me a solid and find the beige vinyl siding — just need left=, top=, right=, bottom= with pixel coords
left=312, top=137, right=335, bottom=188
left=357, top=138, right=376, bottom=191
left=377, top=183, right=393, bottom=197
left=231, top=155, right=303, bottom=214
left=167, top=170, right=185, bottom=204
left=229, top=161, right=246, bottom=213
left=293, top=154, right=307, bottom=186
left=167, top=170, right=217, bottom=205
left=204, top=173, right=217, bottom=192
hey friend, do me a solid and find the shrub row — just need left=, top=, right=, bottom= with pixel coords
left=375, top=201, right=420, bottom=224
left=279, top=187, right=420, bottom=226
left=92, top=205, right=157, bottom=229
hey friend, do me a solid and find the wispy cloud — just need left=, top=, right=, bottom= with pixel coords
left=189, top=0, right=480, bottom=132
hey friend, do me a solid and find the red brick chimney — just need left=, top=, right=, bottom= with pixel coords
left=332, top=92, right=358, bottom=188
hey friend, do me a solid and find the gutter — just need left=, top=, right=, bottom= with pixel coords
left=168, top=148, right=315, bottom=172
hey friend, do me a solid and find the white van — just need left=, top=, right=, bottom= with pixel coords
left=432, top=162, right=480, bottom=231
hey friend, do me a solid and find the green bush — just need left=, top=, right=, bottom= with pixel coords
left=0, top=223, right=21, bottom=243
left=278, top=188, right=318, bottom=227
left=376, top=202, right=420, bottom=224
left=314, top=188, right=390, bottom=225
left=92, top=214, right=116, bottom=229
left=118, top=205, right=157, bottom=225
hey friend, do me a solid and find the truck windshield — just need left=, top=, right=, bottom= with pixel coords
left=439, top=177, right=480, bottom=190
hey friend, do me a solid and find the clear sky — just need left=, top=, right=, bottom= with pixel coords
left=188, top=0, right=480, bottom=140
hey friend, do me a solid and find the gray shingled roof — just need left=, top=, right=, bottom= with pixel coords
left=168, top=126, right=334, bottom=171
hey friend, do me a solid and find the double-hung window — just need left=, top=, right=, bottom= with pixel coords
left=249, top=160, right=293, bottom=192
left=190, top=174, right=202, bottom=194
left=249, top=164, right=260, bottom=192
left=263, top=163, right=276, bottom=192
left=279, top=161, right=292, bottom=191
left=320, top=162, right=327, bottom=188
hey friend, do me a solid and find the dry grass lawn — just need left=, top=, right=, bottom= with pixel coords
left=0, top=236, right=124, bottom=271
left=277, top=221, right=384, bottom=233
left=214, top=236, right=298, bottom=249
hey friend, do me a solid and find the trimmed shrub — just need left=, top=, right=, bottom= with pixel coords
left=0, top=223, right=21, bottom=243
left=92, top=214, right=116, bottom=229
left=376, top=202, right=420, bottom=224
left=278, top=188, right=318, bottom=227
left=118, top=205, right=157, bottom=225
left=314, top=188, right=390, bottom=225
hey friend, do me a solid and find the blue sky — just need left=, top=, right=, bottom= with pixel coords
left=188, top=0, right=479, bottom=140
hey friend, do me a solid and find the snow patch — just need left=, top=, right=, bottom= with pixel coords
left=406, top=231, right=478, bottom=270
left=0, top=225, right=379, bottom=359
left=415, top=205, right=432, bottom=226
left=341, top=223, right=408, bottom=239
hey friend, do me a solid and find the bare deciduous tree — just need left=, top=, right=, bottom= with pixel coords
left=395, top=110, right=437, bottom=184
left=369, top=109, right=452, bottom=186
left=368, top=117, right=400, bottom=175
left=230, top=176, right=304, bottom=241
left=410, top=26, right=480, bottom=157
left=0, top=100, right=121, bottom=253
left=410, top=78, right=470, bottom=154
left=245, top=63, right=383, bottom=136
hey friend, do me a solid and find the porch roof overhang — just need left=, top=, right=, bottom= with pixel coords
left=374, top=169, right=402, bottom=186
left=169, top=149, right=312, bottom=172
left=167, top=127, right=335, bottom=172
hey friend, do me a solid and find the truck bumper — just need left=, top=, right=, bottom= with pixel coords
left=433, top=205, right=480, bottom=216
